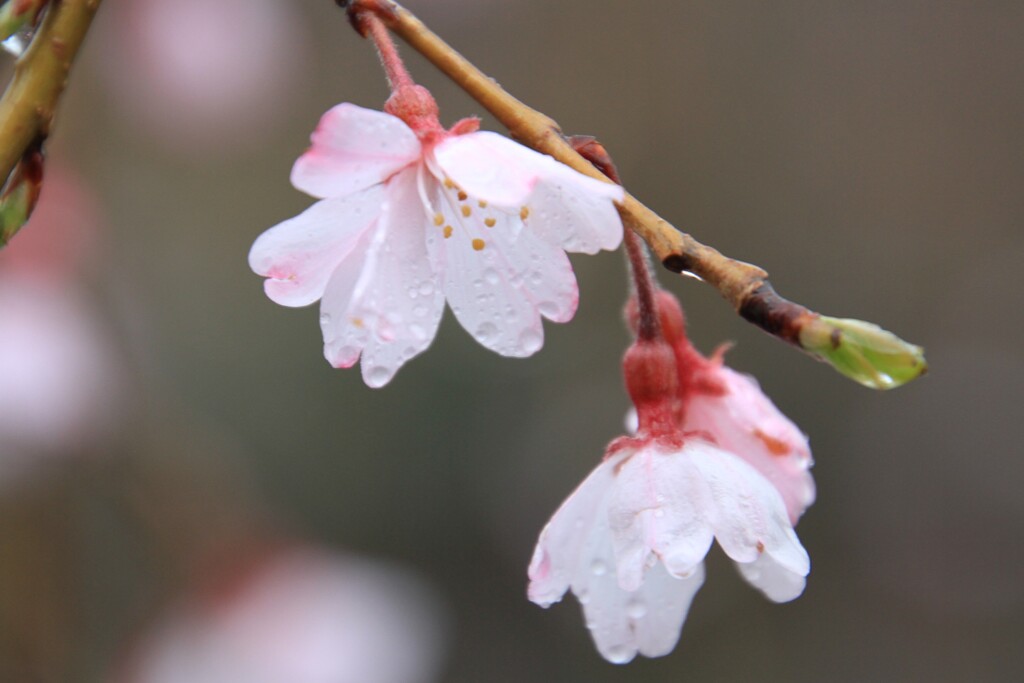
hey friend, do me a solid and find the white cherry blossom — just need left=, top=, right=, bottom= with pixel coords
left=528, top=438, right=810, bottom=664
left=249, top=103, right=623, bottom=387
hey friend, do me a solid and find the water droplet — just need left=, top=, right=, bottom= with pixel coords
left=319, top=313, right=332, bottom=326
left=377, top=319, right=396, bottom=342
left=366, top=365, right=393, bottom=387
left=475, top=322, right=498, bottom=343
left=483, top=268, right=500, bottom=285
left=473, top=278, right=483, bottom=289
left=410, top=324, right=426, bottom=341
left=335, top=345, right=360, bottom=364
left=406, top=286, right=419, bottom=299
left=413, top=304, right=428, bottom=318
left=518, top=329, right=543, bottom=354
left=626, top=601, right=647, bottom=619
left=576, top=589, right=590, bottom=605
left=529, top=270, right=543, bottom=285
left=605, top=645, right=633, bottom=664
left=418, top=282, right=435, bottom=296
left=1, top=26, right=33, bottom=58
left=590, top=559, right=608, bottom=576
left=538, top=301, right=559, bottom=318
left=653, top=508, right=665, bottom=518
left=505, top=307, right=518, bottom=323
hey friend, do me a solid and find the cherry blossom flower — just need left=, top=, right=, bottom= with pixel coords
left=114, top=549, right=446, bottom=683
left=630, top=290, right=815, bottom=522
left=249, top=97, right=623, bottom=387
left=529, top=295, right=811, bottom=664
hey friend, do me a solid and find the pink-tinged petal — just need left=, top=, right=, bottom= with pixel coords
left=687, top=442, right=810, bottom=576
left=248, top=187, right=384, bottom=307
left=432, top=131, right=557, bottom=207
left=608, top=446, right=714, bottom=592
left=735, top=553, right=807, bottom=603
left=521, top=168, right=624, bottom=254
left=319, top=168, right=444, bottom=387
left=291, top=103, right=421, bottom=199
left=527, top=457, right=619, bottom=608
left=426, top=176, right=577, bottom=356
left=684, top=365, right=815, bottom=523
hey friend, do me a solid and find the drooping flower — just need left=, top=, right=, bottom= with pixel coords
left=529, top=293, right=812, bottom=664
left=628, top=290, right=815, bottom=522
left=249, top=89, right=624, bottom=387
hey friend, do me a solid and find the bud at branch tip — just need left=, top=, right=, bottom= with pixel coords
left=799, top=316, right=927, bottom=390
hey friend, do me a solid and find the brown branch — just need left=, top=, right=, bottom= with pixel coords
left=341, top=0, right=926, bottom=389
left=0, top=0, right=101, bottom=192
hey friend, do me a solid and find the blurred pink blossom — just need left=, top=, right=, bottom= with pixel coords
left=250, top=101, right=623, bottom=387
left=115, top=549, right=447, bottom=683
left=0, top=165, right=121, bottom=480
left=99, top=0, right=305, bottom=151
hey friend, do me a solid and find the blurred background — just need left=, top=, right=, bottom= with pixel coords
left=0, top=0, right=1021, bottom=681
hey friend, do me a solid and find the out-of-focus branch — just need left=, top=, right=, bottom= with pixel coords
left=0, top=0, right=101, bottom=244
left=340, top=0, right=926, bottom=388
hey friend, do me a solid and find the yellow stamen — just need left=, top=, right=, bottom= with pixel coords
left=478, top=200, right=488, bottom=208
left=457, top=190, right=468, bottom=201
left=520, top=206, right=530, bottom=220
left=472, top=238, right=486, bottom=251
left=444, top=178, right=455, bottom=189
left=443, top=225, right=453, bottom=238
left=433, top=213, right=444, bottom=226
left=484, top=217, right=496, bottom=228
left=461, top=205, right=472, bottom=217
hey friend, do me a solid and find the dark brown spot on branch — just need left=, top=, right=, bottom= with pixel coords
left=661, top=253, right=694, bottom=274
left=738, top=282, right=814, bottom=347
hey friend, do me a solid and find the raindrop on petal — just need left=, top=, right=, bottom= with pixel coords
left=366, top=365, right=393, bottom=387
left=475, top=322, right=498, bottom=343
left=626, top=601, right=647, bottom=619
left=519, top=329, right=543, bottom=354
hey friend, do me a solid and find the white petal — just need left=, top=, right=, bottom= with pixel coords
left=608, top=446, right=714, bottom=591
left=434, top=131, right=624, bottom=254
left=249, top=187, right=384, bottom=307
left=735, top=553, right=807, bottom=603
left=581, top=553, right=705, bottom=664
left=432, top=131, right=552, bottom=206
left=527, top=457, right=620, bottom=608
left=319, top=168, right=444, bottom=387
left=521, top=167, right=624, bottom=254
left=687, top=442, right=810, bottom=577
left=631, top=562, right=705, bottom=658
left=291, top=103, right=421, bottom=199
left=426, top=175, right=578, bottom=356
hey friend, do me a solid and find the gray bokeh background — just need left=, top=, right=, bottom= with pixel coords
left=1, top=1, right=1021, bottom=681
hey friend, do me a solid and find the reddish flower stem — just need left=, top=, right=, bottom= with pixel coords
left=570, top=136, right=660, bottom=343
left=360, top=9, right=414, bottom=91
